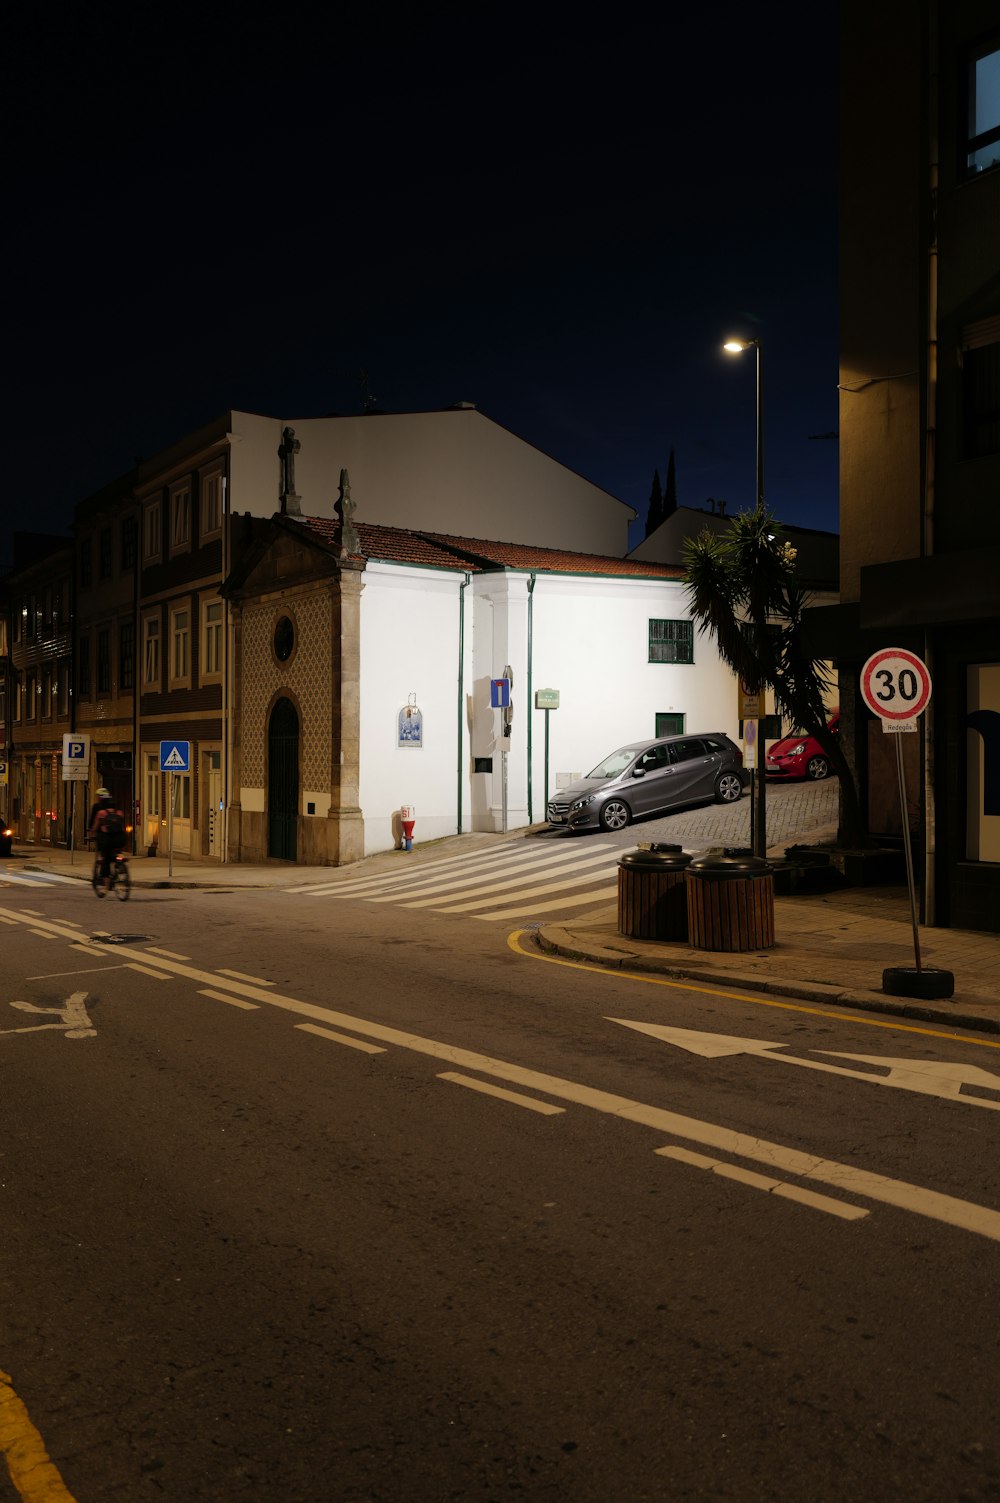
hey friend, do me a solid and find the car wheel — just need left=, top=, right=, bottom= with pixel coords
left=714, top=772, right=743, bottom=804
left=806, top=755, right=830, bottom=780
left=599, top=799, right=631, bottom=831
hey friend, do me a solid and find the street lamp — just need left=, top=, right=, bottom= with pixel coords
left=723, top=338, right=763, bottom=512
left=723, top=335, right=767, bottom=856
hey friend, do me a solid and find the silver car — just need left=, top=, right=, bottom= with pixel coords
left=546, top=732, right=746, bottom=832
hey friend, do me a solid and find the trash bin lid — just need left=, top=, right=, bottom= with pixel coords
left=687, top=852, right=772, bottom=879
left=619, top=847, right=692, bottom=871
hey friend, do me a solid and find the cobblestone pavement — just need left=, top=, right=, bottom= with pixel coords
left=538, top=776, right=840, bottom=854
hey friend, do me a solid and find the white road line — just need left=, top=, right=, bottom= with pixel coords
left=19, top=909, right=44, bottom=917
left=2, top=904, right=997, bottom=1245
left=287, top=839, right=618, bottom=898
left=198, top=988, right=260, bottom=1010
left=29, top=929, right=60, bottom=940
left=296, top=1023, right=386, bottom=1053
left=26, top=965, right=127, bottom=979
left=127, top=964, right=172, bottom=979
left=215, top=968, right=274, bottom=986
left=285, top=846, right=530, bottom=896
left=390, top=850, right=621, bottom=909
left=1, top=871, right=79, bottom=886
left=438, top=1071, right=566, bottom=1115
left=657, top=1146, right=870, bottom=1221
left=470, top=883, right=620, bottom=921
left=316, top=846, right=585, bottom=901
left=147, top=947, right=190, bottom=960
left=0, top=915, right=17, bottom=924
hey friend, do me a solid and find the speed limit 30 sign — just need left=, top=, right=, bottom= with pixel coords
left=860, top=648, right=932, bottom=727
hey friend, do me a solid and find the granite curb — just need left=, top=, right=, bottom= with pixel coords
left=532, top=927, right=1000, bottom=1036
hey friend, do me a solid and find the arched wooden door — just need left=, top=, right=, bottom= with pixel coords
left=268, top=697, right=299, bottom=861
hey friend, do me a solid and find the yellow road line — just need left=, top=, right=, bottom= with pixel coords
left=506, top=930, right=1000, bottom=1051
left=0, top=1368, right=77, bottom=1502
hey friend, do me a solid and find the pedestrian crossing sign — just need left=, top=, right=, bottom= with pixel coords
left=159, top=741, right=191, bottom=772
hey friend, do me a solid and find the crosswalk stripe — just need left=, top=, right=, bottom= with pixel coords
left=426, top=863, right=622, bottom=913
left=470, top=883, right=619, bottom=921
left=284, top=835, right=613, bottom=889
left=387, top=853, right=616, bottom=907
left=335, top=845, right=559, bottom=898
left=285, top=850, right=525, bottom=897
left=0, top=870, right=80, bottom=887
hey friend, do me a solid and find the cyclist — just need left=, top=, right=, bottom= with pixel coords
left=88, top=787, right=127, bottom=895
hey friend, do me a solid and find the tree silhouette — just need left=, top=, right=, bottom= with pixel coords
left=683, top=508, right=864, bottom=848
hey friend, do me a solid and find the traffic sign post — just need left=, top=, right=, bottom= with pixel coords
left=491, top=671, right=513, bottom=832
left=860, top=649, right=952, bottom=999
left=160, top=742, right=191, bottom=879
left=535, top=688, right=559, bottom=815
left=62, top=734, right=91, bottom=863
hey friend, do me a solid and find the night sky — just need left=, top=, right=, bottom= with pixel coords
left=7, top=3, right=839, bottom=567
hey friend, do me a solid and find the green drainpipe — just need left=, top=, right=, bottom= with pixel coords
left=527, top=573, right=536, bottom=824
left=457, top=573, right=470, bottom=833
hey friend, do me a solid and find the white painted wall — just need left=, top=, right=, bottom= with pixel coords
left=359, top=562, right=471, bottom=854
left=228, top=408, right=632, bottom=555
left=356, top=562, right=755, bottom=855
left=469, top=573, right=740, bottom=828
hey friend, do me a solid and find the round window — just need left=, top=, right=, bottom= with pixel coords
left=274, top=616, right=294, bottom=662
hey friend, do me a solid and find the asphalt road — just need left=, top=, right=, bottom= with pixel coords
left=1, top=878, right=997, bottom=1502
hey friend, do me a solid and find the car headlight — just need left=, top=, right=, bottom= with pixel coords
left=788, top=743, right=806, bottom=756
left=570, top=796, right=593, bottom=812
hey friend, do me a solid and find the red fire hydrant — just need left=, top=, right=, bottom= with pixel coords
left=401, top=805, right=416, bottom=852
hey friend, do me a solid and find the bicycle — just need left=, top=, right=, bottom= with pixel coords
left=91, top=849, right=131, bottom=901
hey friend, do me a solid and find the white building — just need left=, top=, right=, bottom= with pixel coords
left=223, top=510, right=745, bottom=864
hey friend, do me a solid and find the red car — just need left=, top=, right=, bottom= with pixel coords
left=765, top=713, right=840, bottom=781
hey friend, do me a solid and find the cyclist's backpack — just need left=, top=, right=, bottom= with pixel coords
left=102, top=808, right=126, bottom=842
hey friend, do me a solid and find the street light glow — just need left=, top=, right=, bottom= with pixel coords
left=723, top=339, right=748, bottom=354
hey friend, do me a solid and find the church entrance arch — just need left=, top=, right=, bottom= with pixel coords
left=268, top=696, right=299, bottom=861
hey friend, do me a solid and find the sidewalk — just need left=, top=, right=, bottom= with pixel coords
left=8, top=836, right=999, bottom=1037
left=535, top=890, right=1000, bottom=1037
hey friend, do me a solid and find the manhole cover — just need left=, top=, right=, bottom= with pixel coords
left=90, top=933, right=150, bottom=945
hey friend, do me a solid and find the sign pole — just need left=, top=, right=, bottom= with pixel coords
left=859, top=647, right=952, bottom=1000
left=168, top=773, right=174, bottom=879
left=894, top=734, right=923, bottom=974
left=70, top=784, right=76, bottom=865
left=501, top=743, right=508, bottom=834
left=544, top=708, right=550, bottom=816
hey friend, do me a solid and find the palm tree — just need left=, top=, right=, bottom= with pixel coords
left=683, top=507, right=864, bottom=848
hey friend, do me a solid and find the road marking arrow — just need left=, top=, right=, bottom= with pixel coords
left=609, top=1020, right=1000, bottom=1111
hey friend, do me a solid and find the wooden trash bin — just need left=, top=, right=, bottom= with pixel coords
left=685, top=853, right=775, bottom=951
left=618, top=845, right=692, bottom=941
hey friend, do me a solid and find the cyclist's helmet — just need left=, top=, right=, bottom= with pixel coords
left=96, top=787, right=112, bottom=800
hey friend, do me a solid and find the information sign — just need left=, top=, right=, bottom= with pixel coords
left=62, top=733, right=91, bottom=782
left=159, top=740, right=191, bottom=773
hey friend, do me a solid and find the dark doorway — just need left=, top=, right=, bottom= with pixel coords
left=268, top=697, right=299, bottom=861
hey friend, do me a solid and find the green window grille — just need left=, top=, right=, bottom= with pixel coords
left=655, top=712, right=685, bottom=737
left=649, top=619, right=693, bottom=664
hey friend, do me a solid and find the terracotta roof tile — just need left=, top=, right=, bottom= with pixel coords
left=421, top=531, right=683, bottom=577
left=300, top=517, right=683, bottom=578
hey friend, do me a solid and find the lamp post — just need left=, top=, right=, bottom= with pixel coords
left=724, top=336, right=766, bottom=857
